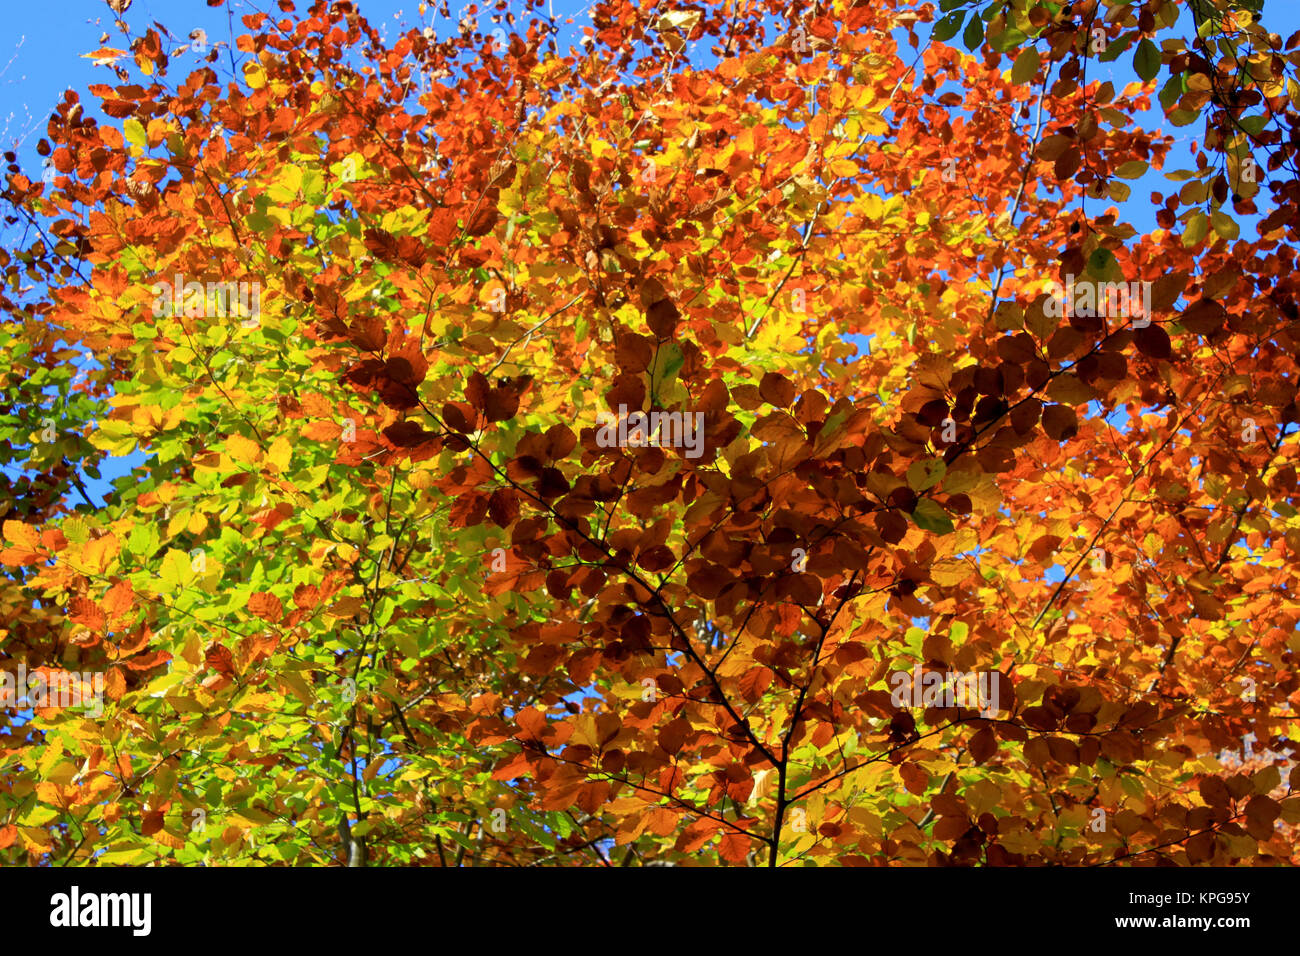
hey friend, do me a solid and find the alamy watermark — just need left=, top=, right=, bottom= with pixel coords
left=1042, top=275, right=1151, bottom=327
left=1, top=664, right=105, bottom=718
left=49, top=886, right=150, bottom=936
left=595, top=405, right=705, bottom=459
left=890, top=666, right=1000, bottom=718
left=150, top=273, right=261, bottom=326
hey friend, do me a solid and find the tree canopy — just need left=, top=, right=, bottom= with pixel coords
left=2, top=0, right=1300, bottom=866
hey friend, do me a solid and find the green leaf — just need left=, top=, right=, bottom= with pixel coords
left=1238, top=114, right=1267, bottom=136
left=1159, top=73, right=1186, bottom=111
left=124, top=118, right=147, bottom=150
left=1084, top=247, right=1121, bottom=283
left=1183, top=211, right=1208, bottom=247
left=1133, top=38, right=1161, bottom=82
left=99, top=846, right=156, bottom=865
left=912, top=498, right=954, bottom=535
left=904, top=626, right=927, bottom=654
left=907, top=458, right=946, bottom=492
left=1210, top=209, right=1240, bottom=241
left=1095, top=29, right=1129, bottom=62
left=159, top=549, right=195, bottom=592
left=962, top=12, right=984, bottom=51
left=933, top=11, right=965, bottom=42
left=990, top=26, right=1028, bottom=53
left=1010, top=47, right=1040, bottom=86
left=649, top=341, right=685, bottom=403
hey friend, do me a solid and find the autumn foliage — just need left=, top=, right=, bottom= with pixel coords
left=2, top=0, right=1300, bottom=866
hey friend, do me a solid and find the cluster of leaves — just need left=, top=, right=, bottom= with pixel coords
left=0, top=0, right=1299, bottom=866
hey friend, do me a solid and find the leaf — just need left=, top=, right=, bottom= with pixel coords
left=1210, top=209, right=1240, bottom=240
left=1114, top=160, right=1148, bottom=179
left=911, top=498, right=954, bottom=535
left=899, top=761, right=930, bottom=795
left=969, top=727, right=997, bottom=764
left=906, top=458, right=945, bottom=492
left=1041, top=404, right=1078, bottom=440
left=248, top=591, right=284, bottom=623
left=676, top=817, right=721, bottom=853
left=1010, top=47, right=1040, bottom=86
left=758, top=372, right=796, bottom=407
left=226, top=433, right=261, bottom=464
left=933, top=11, right=964, bottom=42
left=1183, top=211, right=1209, bottom=246
left=3, top=521, right=40, bottom=551
left=244, top=62, right=267, bottom=89
left=123, top=118, right=147, bottom=150
left=1133, top=38, right=1161, bottom=82
left=1134, top=324, right=1172, bottom=359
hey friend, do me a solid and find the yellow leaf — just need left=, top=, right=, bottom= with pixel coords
left=3, top=521, right=40, bottom=550
left=88, top=419, right=138, bottom=456
left=226, top=433, right=261, bottom=465
left=167, top=510, right=190, bottom=538
left=267, top=436, right=293, bottom=473
left=244, top=62, right=267, bottom=90
left=81, top=533, right=120, bottom=574
left=658, top=9, right=701, bottom=32
left=930, top=559, right=970, bottom=587
left=19, top=827, right=53, bottom=851
left=159, top=549, right=195, bottom=592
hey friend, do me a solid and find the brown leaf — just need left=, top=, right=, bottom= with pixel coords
left=466, top=203, right=498, bottom=237
left=1041, top=404, right=1078, bottom=440
left=968, top=726, right=997, bottom=764
left=657, top=717, right=691, bottom=754
left=646, top=297, right=680, bottom=338
left=141, top=809, right=164, bottom=836
left=248, top=591, right=284, bottom=623
left=759, top=372, right=796, bottom=407
left=1134, top=323, right=1171, bottom=359
left=1181, top=299, right=1227, bottom=335
left=899, top=761, right=929, bottom=795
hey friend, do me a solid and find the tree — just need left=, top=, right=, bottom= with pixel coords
left=1, top=0, right=1298, bottom=866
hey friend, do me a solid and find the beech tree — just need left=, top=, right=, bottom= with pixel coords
left=2, top=0, right=1299, bottom=866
